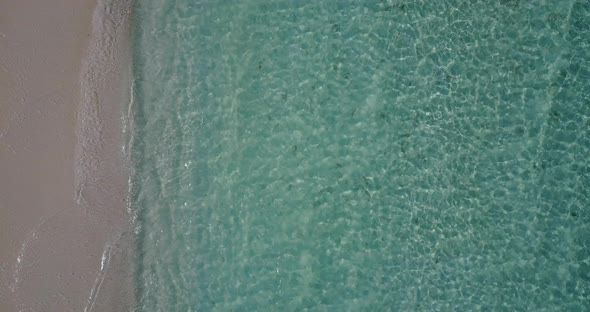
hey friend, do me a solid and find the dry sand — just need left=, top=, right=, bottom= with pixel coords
left=0, top=0, right=133, bottom=311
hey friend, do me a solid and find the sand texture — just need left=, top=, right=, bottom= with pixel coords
left=0, top=0, right=133, bottom=311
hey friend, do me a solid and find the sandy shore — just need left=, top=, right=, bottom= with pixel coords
left=0, top=0, right=133, bottom=311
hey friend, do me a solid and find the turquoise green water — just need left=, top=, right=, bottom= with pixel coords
left=132, top=0, right=590, bottom=310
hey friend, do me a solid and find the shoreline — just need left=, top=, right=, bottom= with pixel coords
left=0, top=0, right=134, bottom=310
left=76, top=0, right=135, bottom=311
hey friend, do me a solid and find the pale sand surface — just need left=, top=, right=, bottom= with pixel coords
left=0, top=0, right=133, bottom=311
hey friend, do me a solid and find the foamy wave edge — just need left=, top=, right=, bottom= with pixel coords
left=74, top=0, right=135, bottom=310
left=75, top=0, right=133, bottom=208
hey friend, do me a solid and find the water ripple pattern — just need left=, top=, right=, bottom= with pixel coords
left=132, top=0, right=590, bottom=310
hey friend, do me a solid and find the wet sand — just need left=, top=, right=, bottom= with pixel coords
left=0, top=0, right=133, bottom=311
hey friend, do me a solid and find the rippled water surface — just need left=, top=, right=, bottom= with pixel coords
left=133, top=0, right=590, bottom=310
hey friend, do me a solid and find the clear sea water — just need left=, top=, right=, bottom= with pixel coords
left=132, top=0, right=590, bottom=310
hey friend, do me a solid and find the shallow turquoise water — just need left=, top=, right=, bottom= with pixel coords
left=132, top=0, right=590, bottom=310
